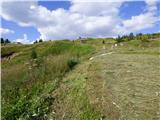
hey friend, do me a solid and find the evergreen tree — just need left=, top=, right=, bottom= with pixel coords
left=136, top=33, right=143, bottom=40
left=129, top=33, right=134, bottom=40
left=1, top=38, right=4, bottom=43
left=5, top=39, right=11, bottom=43
left=39, top=39, right=43, bottom=42
left=116, top=35, right=123, bottom=43
left=34, top=40, right=38, bottom=44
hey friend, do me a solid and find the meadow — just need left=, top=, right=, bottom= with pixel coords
left=1, top=36, right=160, bottom=120
left=1, top=40, right=95, bottom=119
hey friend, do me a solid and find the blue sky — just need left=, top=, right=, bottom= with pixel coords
left=0, top=1, right=160, bottom=44
left=38, top=1, right=71, bottom=10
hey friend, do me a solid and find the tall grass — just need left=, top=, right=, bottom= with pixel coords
left=1, top=41, right=95, bottom=119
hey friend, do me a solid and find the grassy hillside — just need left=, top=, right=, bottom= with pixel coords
left=1, top=40, right=95, bottom=120
left=47, top=39, right=160, bottom=120
left=1, top=38, right=160, bottom=120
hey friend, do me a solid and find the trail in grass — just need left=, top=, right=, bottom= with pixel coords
left=48, top=50, right=160, bottom=120
left=88, top=52, right=160, bottom=120
left=89, top=52, right=114, bottom=60
left=48, top=60, right=102, bottom=120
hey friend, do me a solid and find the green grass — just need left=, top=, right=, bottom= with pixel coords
left=47, top=39, right=160, bottom=120
left=87, top=53, right=160, bottom=120
left=47, top=61, right=101, bottom=120
left=1, top=38, right=160, bottom=120
left=1, top=44, right=31, bottom=57
left=1, top=40, right=95, bottom=120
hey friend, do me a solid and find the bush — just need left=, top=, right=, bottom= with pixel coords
left=141, top=37, right=149, bottom=42
left=67, top=58, right=79, bottom=69
left=116, top=35, right=123, bottom=43
left=31, top=49, right=37, bottom=59
left=39, top=39, right=43, bottom=42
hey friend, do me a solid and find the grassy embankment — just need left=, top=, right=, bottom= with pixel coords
left=1, top=40, right=95, bottom=119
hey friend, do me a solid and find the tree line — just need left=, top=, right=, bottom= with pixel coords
left=1, top=32, right=160, bottom=44
left=33, top=39, right=43, bottom=44
left=1, top=38, right=11, bottom=44
left=116, top=32, right=160, bottom=43
left=1, top=37, right=43, bottom=45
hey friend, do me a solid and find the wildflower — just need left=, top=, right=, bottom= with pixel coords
left=28, top=66, right=32, bottom=70
left=52, top=111, right=56, bottom=114
left=32, top=113, right=37, bottom=116
left=25, top=62, right=29, bottom=65
left=32, top=64, right=37, bottom=67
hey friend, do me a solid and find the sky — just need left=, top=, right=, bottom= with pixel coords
left=0, top=0, right=160, bottom=44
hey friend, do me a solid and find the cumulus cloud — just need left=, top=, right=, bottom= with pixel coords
left=70, top=1, right=122, bottom=16
left=122, top=13, right=158, bottom=32
left=145, top=0, right=159, bottom=13
left=0, top=27, right=14, bottom=35
left=0, top=0, right=159, bottom=41
left=15, top=34, right=31, bottom=44
left=117, top=0, right=159, bottom=34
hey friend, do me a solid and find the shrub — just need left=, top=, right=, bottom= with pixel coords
left=31, top=49, right=37, bottom=59
left=116, top=35, right=123, bottom=43
left=34, top=40, right=38, bottom=44
left=5, top=39, right=11, bottom=44
left=39, top=39, right=43, bottom=42
left=67, top=58, right=79, bottom=69
left=141, top=36, right=149, bottom=42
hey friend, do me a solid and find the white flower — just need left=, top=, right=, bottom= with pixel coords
left=32, top=113, right=37, bottom=116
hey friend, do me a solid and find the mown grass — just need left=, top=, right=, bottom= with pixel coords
left=1, top=40, right=95, bottom=120
left=48, top=61, right=101, bottom=120
left=90, top=53, right=160, bottom=120
left=108, top=40, right=160, bottom=56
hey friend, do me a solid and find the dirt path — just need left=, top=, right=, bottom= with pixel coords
left=89, top=52, right=114, bottom=60
left=1, top=52, right=22, bottom=61
left=48, top=51, right=160, bottom=120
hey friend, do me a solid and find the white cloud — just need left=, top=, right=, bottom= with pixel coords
left=116, top=0, right=159, bottom=34
left=122, top=13, right=158, bottom=32
left=15, top=34, right=31, bottom=44
left=70, top=1, right=122, bottom=16
left=0, top=27, right=14, bottom=35
left=0, top=0, right=159, bottom=42
left=145, top=0, right=158, bottom=13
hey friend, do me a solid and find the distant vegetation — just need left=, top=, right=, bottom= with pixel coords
left=116, top=32, right=160, bottom=43
left=34, top=39, right=43, bottom=44
left=1, top=38, right=11, bottom=44
left=1, top=32, right=160, bottom=45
